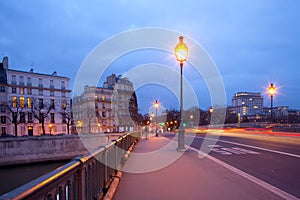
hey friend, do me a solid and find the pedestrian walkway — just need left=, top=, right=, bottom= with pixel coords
left=114, top=134, right=285, bottom=200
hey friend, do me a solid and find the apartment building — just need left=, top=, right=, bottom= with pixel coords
left=73, top=74, right=138, bottom=133
left=0, top=57, right=71, bottom=136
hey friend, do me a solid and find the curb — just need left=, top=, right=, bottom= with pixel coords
left=102, top=141, right=138, bottom=200
left=103, top=171, right=122, bottom=200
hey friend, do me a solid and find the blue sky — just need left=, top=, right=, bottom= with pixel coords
left=1, top=0, right=299, bottom=113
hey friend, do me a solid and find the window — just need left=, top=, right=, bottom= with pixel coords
left=27, top=88, right=32, bottom=94
left=102, top=112, right=106, bottom=117
left=61, top=92, right=65, bottom=97
left=39, top=78, right=43, bottom=87
left=50, top=90, right=54, bottom=96
left=1, top=105, right=5, bottom=113
left=28, top=113, right=33, bottom=123
left=12, top=112, right=17, bottom=123
left=50, top=99, right=55, bottom=109
left=27, top=77, right=31, bottom=86
left=50, top=113, right=55, bottom=123
left=50, top=80, right=54, bottom=88
left=1, top=127, right=6, bottom=135
left=12, top=96, right=17, bottom=107
left=19, top=76, right=24, bottom=85
left=62, top=100, right=67, bottom=110
left=102, top=95, right=105, bottom=101
left=12, top=87, right=16, bottom=93
left=1, top=116, right=6, bottom=124
left=39, top=89, right=43, bottom=95
left=11, top=75, right=16, bottom=84
left=61, top=81, right=65, bottom=90
left=20, top=87, right=24, bottom=94
left=27, top=98, right=32, bottom=108
left=20, top=112, right=25, bottom=123
left=39, top=98, right=43, bottom=109
left=20, top=97, right=25, bottom=108
left=0, top=86, right=5, bottom=92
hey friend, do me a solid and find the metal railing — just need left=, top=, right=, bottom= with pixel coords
left=0, top=132, right=141, bottom=200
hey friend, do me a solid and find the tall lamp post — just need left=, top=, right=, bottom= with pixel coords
left=150, top=112, right=154, bottom=134
left=268, top=83, right=276, bottom=122
left=154, top=100, right=159, bottom=137
left=175, top=36, right=188, bottom=151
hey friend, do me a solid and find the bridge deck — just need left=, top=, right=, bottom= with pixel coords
left=114, top=133, right=283, bottom=200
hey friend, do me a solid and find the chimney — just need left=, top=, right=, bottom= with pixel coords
left=2, top=56, right=8, bottom=69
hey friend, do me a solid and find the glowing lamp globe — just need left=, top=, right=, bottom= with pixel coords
left=268, top=83, right=276, bottom=96
left=174, top=36, right=188, bottom=64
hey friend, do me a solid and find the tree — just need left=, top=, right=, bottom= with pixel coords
left=225, top=113, right=238, bottom=124
left=60, top=100, right=73, bottom=134
left=2, top=99, right=25, bottom=136
left=30, top=98, right=53, bottom=135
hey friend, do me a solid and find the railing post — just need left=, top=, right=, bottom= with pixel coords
left=77, top=166, right=84, bottom=200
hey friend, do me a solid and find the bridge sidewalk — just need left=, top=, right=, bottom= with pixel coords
left=113, top=134, right=283, bottom=200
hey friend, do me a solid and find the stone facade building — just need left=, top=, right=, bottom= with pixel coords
left=73, top=74, right=138, bottom=133
left=0, top=57, right=71, bottom=136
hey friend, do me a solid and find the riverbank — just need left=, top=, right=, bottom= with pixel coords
left=0, top=133, right=109, bottom=166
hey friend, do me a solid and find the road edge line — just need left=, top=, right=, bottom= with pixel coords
left=189, top=146, right=300, bottom=200
left=190, top=135, right=300, bottom=158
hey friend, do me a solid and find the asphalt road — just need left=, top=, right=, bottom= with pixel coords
left=184, top=131, right=300, bottom=198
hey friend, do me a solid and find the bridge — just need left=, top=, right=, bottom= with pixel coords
left=1, top=129, right=300, bottom=200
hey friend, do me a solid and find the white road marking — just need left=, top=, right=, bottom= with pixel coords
left=232, top=147, right=260, bottom=155
left=189, top=146, right=300, bottom=200
left=190, top=135, right=300, bottom=158
left=211, top=148, right=232, bottom=155
left=207, top=144, right=222, bottom=148
left=220, top=147, right=247, bottom=154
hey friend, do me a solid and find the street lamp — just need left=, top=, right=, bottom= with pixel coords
left=97, top=122, right=101, bottom=133
left=154, top=100, right=159, bottom=137
left=150, top=112, right=154, bottom=134
left=268, top=83, right=276, bottom=121
left=48, top=123, right=53, bottom=134
left=175, top=36, right=188, bottom=151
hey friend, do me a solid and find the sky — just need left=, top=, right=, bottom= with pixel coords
left=1, top=0, right=300, bottom=114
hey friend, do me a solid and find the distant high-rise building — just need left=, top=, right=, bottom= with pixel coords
left=0, top=57, right=71, bottom=136
left=231, top=92, right=263, bottom=116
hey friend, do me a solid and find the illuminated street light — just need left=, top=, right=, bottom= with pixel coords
left=209, top=106, right=213, bottom=113
left=268, top=83, right=276, bottom=121
left=175, top=36, right=188, bottom=151
left=154, top=100, right=159, bottom=137
left=97, top=122, right=101, bottom=133
left=48, top=123, right=53, bottom=134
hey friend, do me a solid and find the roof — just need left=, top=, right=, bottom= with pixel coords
left=7, top=69, right=70, bottom=80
